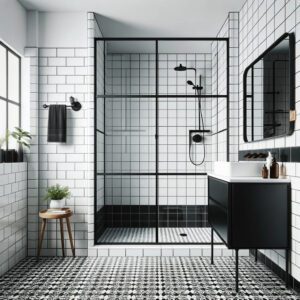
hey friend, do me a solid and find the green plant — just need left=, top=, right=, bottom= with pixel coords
left=0, top=137, right=5, bottom=149
left=44, top=184, right=71, bottom=201
left=0, top=131, right=10, bottom=149
left=11, top=127, right=32, bottom=149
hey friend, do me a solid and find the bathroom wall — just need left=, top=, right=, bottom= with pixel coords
left=238, top=0, right=300, bottom=281
left=0, top=163, right=27, bottom=276
left=0, top=0, right=27, bottom=55
left=27, top=12, right=99, bottom=256
left=211, top=12, right=239, bottom=162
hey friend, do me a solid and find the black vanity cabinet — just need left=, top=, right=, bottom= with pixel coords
left=208, top=175, right=291, bottom=292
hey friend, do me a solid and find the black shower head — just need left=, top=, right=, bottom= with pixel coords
left=174, top=64, right=187, bottom=71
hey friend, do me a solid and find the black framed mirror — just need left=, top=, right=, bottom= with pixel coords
left=243, top=32, right=295, bottom=142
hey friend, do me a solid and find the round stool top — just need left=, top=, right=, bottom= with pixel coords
left=39, top=208, right=73, bottom=219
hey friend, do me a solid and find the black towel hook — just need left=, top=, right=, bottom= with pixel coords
left=43, top=96, right=82, bottom=111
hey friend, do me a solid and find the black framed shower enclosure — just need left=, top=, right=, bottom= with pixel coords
left=94, top=37, right=229, bottom=245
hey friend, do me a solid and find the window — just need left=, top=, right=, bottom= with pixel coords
left=0, top=42, right=21, bottom=149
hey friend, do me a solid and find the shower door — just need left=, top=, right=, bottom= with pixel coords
left=96, top=40, right=157, bottom=243
left=95, top=38, right=229, bottom=244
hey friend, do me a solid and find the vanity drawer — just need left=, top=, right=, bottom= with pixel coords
left=208, top=176, right=229, bottom=208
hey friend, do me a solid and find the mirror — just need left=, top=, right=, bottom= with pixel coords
left=243, top=33, right=295, bottom=142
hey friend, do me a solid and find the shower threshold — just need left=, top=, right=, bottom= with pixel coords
left=97, top=227, right=222, bottom=244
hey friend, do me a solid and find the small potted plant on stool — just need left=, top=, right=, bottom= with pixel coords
left=45, top=184, right=71, bottom=209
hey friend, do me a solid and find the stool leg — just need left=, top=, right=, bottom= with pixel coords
left=66, top=217, right=75, bottom=257
left=38, top=219, right=47, bottom=257
left=59, top=219, right=65, bottom=257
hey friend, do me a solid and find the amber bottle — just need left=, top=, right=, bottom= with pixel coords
left=270, top=158, right=279, bottom=179
left=262, top=164, right=268, bottom=179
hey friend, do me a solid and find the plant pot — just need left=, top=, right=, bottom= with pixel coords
left=18, top=144, right=24, bottom=162
left=5, top=149, right=18, bottom=162
left=49, top=198, right=66, bottom=209
left=0, top=150, right=4, bottom=163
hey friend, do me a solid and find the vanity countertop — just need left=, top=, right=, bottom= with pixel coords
left=207, top=173, right=291, bottom=183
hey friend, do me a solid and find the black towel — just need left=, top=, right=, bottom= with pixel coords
left=47, top=105, right=67, bottom=143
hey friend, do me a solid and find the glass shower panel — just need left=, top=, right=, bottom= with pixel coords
left=105, top=97, right=155, bottom=174
left=158, top=175, right=210, bottom=243
left=158, top=41, right=213, bottom=96
left=211, top=40, right=228, bottom=95
left=158, top=96, right=212, bottom=174
left=102, top=96, right=156, bottom=243
left=104, top=41, right=156, bottom=96
left=98, top=175, right=156, bottom=243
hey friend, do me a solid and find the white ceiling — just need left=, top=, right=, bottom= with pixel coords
left=19, top=0, right=245, bottom=37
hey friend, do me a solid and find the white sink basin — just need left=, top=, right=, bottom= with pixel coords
left=213, top=161, right=264, bottom=177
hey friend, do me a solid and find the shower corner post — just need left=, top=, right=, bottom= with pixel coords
left=226, top=37, right=230, bottom=163
left=93, top=38, right=97, bottom=245
left=235, top=249, right=239, bottom=293
left=155, top=39, right=159, bottom=244
left=211, top=227, right=214, bottom=265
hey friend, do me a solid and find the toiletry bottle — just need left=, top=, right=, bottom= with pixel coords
left=266, top=151, right=273, bottom=178
left=262, top=165, right=268, bottom=179
left=279, top=162, right=286, bottom=179
left=270, top=158, right=279, bottom=179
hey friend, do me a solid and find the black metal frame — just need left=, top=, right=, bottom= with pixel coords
left=0, top=41, right=21, bottom=150
left=243, top=32, right=295, bottom=143
left=94, top=37, right=230, bottom=245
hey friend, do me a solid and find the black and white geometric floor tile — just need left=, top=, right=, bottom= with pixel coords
left=0, top=257, right=299, bottom=300
left=98, top=227, right=222, bottom=243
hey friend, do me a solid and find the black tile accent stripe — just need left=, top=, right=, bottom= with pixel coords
left=239, top=146, right=300, bottom=162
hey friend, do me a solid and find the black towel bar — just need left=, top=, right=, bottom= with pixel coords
left=43, top=96, right=82, bottom=111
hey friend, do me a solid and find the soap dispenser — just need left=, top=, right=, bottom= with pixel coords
left=270, top=158, right=279, bottom=179
left=266, top=152, right=273, bottom=178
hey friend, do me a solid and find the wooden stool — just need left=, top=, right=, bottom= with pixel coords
left=38, top=208, right=75, bottom=257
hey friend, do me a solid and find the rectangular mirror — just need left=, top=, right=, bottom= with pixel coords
left=243, top=33, right=295, bottom=142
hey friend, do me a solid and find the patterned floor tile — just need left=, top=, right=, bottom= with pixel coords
left=0, top=257, right=299, bottom=299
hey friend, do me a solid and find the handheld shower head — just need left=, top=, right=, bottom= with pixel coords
left=174, top=64, right=187, bottom=71
left=187, top=80, right=194, bottom=86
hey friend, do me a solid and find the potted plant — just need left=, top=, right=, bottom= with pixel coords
left=44, top=184, right=71, bottom=209
left=2, top=131, right=18, bottom=162
left=0, top=135, right=5, bottom=163
left=11, top=127, right=32, bottom=162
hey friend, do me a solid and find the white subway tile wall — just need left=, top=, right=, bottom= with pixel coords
left=0, top=163, right=27, bottom=276
left=211, top=12, right=239, bottom=162
left=239, top=0, right=300, bottom=281
left=26, top=12, right=101, bottom=257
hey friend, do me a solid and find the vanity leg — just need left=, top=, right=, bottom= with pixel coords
left=286, top=249, right=289, bottom=288
left=211, top=227, right=214, bottom=265
left=235, top=249, right=239, bottom=293
left=255, top=249, right=258, bottom=263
